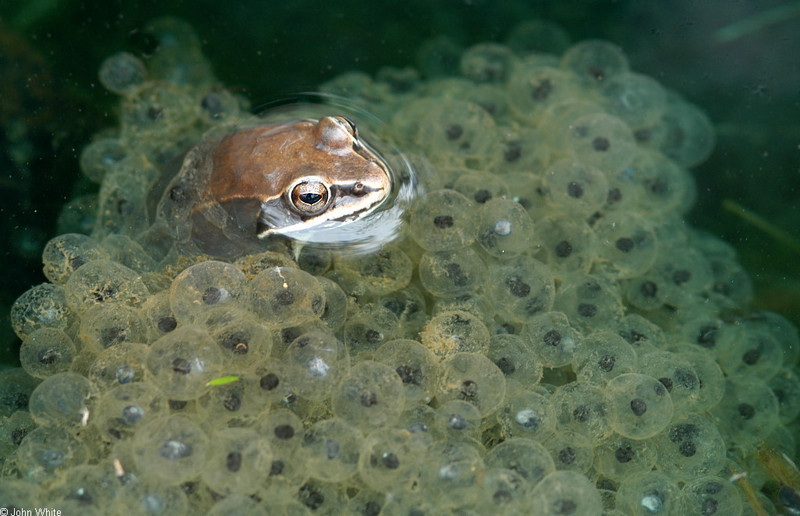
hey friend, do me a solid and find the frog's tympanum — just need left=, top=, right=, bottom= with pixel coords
left=152, top=116, right=396, bottom=258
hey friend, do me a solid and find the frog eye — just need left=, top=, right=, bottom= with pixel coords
left=290, top=180, right=331, bottom=215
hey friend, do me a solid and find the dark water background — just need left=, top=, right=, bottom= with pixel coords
left=1, top=0, right=799, bottom=367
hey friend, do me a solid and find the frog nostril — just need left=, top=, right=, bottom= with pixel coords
left=352, top=182, right=366, bottom=196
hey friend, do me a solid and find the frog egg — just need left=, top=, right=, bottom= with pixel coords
left=98, top=51, right=147, bottom=95
left=298, top=417, right=362, bottom=483
left=42, top=233, right=109, bottom=285
left=114, top=480, right=189, bottom=516
left=485, top=256, right=555, bottom=323
left=554, top=274, right=624, bottom=332
left=254, top=408, right=304, bottom=459
left=523, top=311, right=580, bottom=367
left=621, top=272, right=673, bottom=312
left=460, top=42, right=517, bottom=83
left=20, top=328, right=76, bottom=379
left=488, top=333, right=544, bottom=387
left=0, top=480, right=42, bottom=512
left=93, top=382, right=166, bottom=441
left=551, top=381, right=611, bottom=441
left=484, top=437, right=555, bottom=488
left=572, top=330, right=637, bottom=384
left=95, top=167, right=153, bottom=236
left=711, top=378, right=779, bottom=450
left=296, top=480, right=349, bottom=514
left=378, top=285, right=428, bottom=337
left=168, top=261, right=249, bottom=324
left=415, top=100, right=498, bottom=168
left=474, top=467, right=530, bottom=513
left=282, top=330, right=349, bottom=402
left=28, top=372, right=92, bottom=428
left=562, top=113, right=636, bottom=174
left=258, top=454, right=309, bottom=506
left=399, top=403, right=442, bottom=443
left=529, top=470, right=603, bottom=516
left=681, top=476, right=744, bottom=516
left=604, top=373, right=673, bottom=440
left=250, top=266, right=326, bottom=328
left=768, top=369, right=800, bottom=424
left=333, top=247, right=413, bottom=297
left=593, top=433, right=658, bottom=482
left=273, top=319, right=331, bottom=357
left=47, top=463, right=124, bottom=510
left=77, top=303, right=147, bottom=354
left=592, top=211, right=658, bottom=279
left=637, top=351, right=701, bottom=416
left=331, top=360, right=405, bottom=430
left=616, top=471, right=681, bottom=516
left=418, top=441, right=484, bottom=507
left=0, top=409, right=35, bottom=455
left=435, top=352, right=505, bottom=417
left=65, top=259, right=150, bottom=314
left=652, top=246, right=714, bottom=306
left=196, top=375, right=265, bottom=425
left=374, top=339, right=437, bottom=405
left=376, top=65, right=421, bottom=96
left=344, top=488, right=387, bottom=516
left=543, top=429, right=593, bottom=473
left=560, top=39, right=629, bottom=86
left=743, top=311, right=799, bottom=367
left=233, top=250, right=297, bottom=279
left=314, top=277, right=347, bottom=332
left=100, top=234, right=158, bottom=275
left=248, top=361, right=296, bottom=409
left=132, top=413, right=209, bottom=486
left=493, top=125, right=550, bottom=174
left=144, top=325, right=224, bottom=401
left=419, top=309, right=490, bottom=358
left=15, top=425, right=89, bottom=481
left=11, top=283, right=75, bottom=340
left=507, top=65, right=583, bottom=122
left=499, top=389, right=557, bottom=441
left=649, top=96, right=715, bottom=168
left=540, top=159, right=609, bottom=217
left=200, top=427, right=272, bottom=496
left=475, top=198, right=535, bottom=258
left=141, top=290, right=179, bottom=341
left=287, top=245, right=326, bottom=276
left=671, top=348, right=725, bottom=413
left=600, top=72, right=667, bottom=130
left=408, top=189, right=477, bottom=251
left=533, top=215, right=597, bottom=276
left=343, top=303, right=399, bottom=357
left=203, top=310, right=273, bottom=369
left=434, top=399, right=482, bottom=442
left=87, top=341, right=149, bottom=389
left=358, top=427, right=426, bottom=493
left=613, top=314, right=663, bottom=356
left=716, top=325, right=783, bottom=380
left=418, top=248, right=484, bottom=298
left=653, top=413, right=726, bottom=481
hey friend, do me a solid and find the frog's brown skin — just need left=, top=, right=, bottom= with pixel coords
left=209, top=116, right=391, bottom=238
left=152, top=116, right=393, bottom=258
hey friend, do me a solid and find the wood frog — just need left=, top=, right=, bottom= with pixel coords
left=152, top=116, right=394, bottom=258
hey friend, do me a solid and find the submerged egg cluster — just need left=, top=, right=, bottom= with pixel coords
left=3, top=17, right=799, bottom=515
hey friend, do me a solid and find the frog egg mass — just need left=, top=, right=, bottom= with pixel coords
left=4, top=17, right=800, bottom=515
